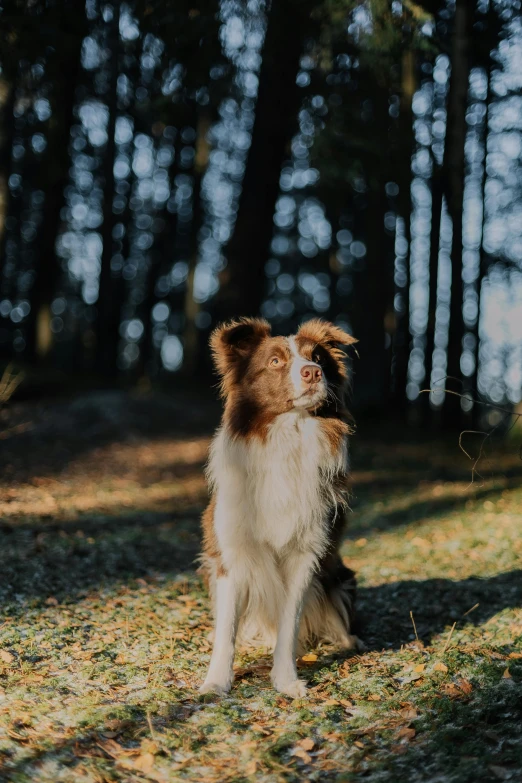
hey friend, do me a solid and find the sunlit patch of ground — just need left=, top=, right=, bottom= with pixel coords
left=0, top=393, right=521, bottom=782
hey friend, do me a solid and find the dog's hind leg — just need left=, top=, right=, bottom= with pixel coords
left=318, top=553, right=363, bottom=649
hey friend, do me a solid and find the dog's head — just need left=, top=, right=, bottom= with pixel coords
left=210, top=317, right=356, bottom=434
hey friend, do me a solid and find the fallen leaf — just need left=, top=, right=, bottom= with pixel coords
left=367, top=694, right=381, bottom=701
left=456, top=678, right=473, bottom=694
left=396, top=727, right=416, bottom=741
left=133, top=752, right=155, bottom=774
left=399, top=707, right=418, bottom=720
left=433, top=661, right=448, bottom=672
left=301, top=653, right=318, bottom=663
left=0, top=650, right=14, bottom=664
left=508, top=652, right=522, bottom=659
left=141, top=739, right=159, bottom=755
left=45, top=597, right=58, bottom=606
left=354, top=741, right=365, bottom=749
left=292, top=748, right=312, bottom=764
left=397, top=672, right=423, bottom=684
left=297, top=738, right=315, bottom=751
left=413, top=664, right=426, bottom=673
left=502, top=668, right=512, bottom=679
left=251, top=723, right=271, bottom=735
left=114, top=654, right=127, bottom=665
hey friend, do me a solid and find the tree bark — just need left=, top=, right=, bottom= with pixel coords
left=423, top=164, right=443, bottom=422
left=96, top=1, right=122, bottom=377
left=391, top=48, right=415, bottom=413
left=442, top=0, right=473, bottom=429
left=214, top=0, right=315, bottom=322
left=25, top=12, right=85, bottom=361
left=0, top=78, right=15, bottom=291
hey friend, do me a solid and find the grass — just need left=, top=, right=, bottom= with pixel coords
left=0, top=391, right=521, bottom=782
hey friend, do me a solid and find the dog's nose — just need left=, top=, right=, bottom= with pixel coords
left=300, top=364, right=322, bottom=384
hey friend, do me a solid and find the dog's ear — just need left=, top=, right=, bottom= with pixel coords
left=210, top=318, right=271, bottom=380
left=297, top=319, right=357, bottom=349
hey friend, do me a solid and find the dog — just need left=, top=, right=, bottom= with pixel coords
left=199, top=317, right=360, bottom=698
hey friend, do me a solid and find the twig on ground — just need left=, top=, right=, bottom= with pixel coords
left=410, top=611, right=419, bottom=643
left=442, top=622, right=457, bottom=654
left=419, top=378, right=522, bottom=484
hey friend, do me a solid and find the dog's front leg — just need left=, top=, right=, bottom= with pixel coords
left=271, top=552, right=315, bottom=699
left=200, top=574, right=240, bottom=695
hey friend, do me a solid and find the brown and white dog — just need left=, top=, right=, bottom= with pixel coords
left=200, top=317, right=360, bottom=698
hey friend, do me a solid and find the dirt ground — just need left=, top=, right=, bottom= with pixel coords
left=0, top=390, right=521, bottom=782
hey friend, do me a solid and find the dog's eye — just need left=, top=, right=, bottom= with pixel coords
left=313, top=353, right=321, bottom=364
left=269, top=356, right=281, bottom=367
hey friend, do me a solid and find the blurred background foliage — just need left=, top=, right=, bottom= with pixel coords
left=0, top=0, right=521, bottom=430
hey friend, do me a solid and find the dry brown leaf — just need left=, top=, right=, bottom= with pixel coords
left=114, top=654, right=127, bottom=665
left=297, top=738, right=315, bottom=751
left=456, top=678, right=473, bottom=694
left=502, top=668, right=512, bottom=679
left=413, top=664, right=426, bottom=673
left=251, top=722, right=271, bottom=735
left=396, top=727, right=416, bottom=741
left=133, top=752, right=155, bottom=773
left=141, top=739, right=159, bottom=755
left=301, top=653, right=318, bottom=663
left=433, top=661, right=448, bottom=672
left=508, top=652, right=522, bottom=659
left=354, top=741, right=365, bottom=749
left=292, top=748, right=312, bottom=764
left=367, top=694, right=381, bottom=701
left=399, top=707, right=418, bottom=720
left=0, top=650, right=14, bottom=664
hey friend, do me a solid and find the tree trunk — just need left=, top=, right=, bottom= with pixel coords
left=0, top=78, right=15, bottom=291
left=95, top=1, right=121, bottom=377
left=469, top=64, right=491, bottom=426
left=25, top=16, right=85, bottom=362
left=355, top=182, right=392, bottom=411
left=423, top=165, right=443, bottom=422
left=214, top=0, right=315, bottom=322
left=391, top=48, right=415, bottom=413
left=182, top=108, right=210, bottom=376
left=442, top=0, right=473, bottom=429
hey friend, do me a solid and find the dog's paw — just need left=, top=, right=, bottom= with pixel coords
left=199, top=679, right=232, bottom=696
left=271, top=673, right=307, bottom=699
left=277, top=678, right=307, bottom=699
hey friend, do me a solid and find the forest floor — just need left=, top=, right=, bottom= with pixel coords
left=0, top=390, right=521, bottom=783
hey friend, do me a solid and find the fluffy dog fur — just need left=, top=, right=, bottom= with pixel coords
left=199, top=317, right=360, bottom=698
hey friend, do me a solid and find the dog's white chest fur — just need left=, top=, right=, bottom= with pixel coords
left=209, top=412, right=345, bottom=556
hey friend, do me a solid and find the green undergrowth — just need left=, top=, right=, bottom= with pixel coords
left=0, top=421, right=521, bottom=782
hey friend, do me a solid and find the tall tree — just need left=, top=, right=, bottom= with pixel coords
left=442, top=0, right=473, bottom=428
left=25, top=2, right=86, bottom=361
left=96, top=1, right=122, bottom=376
left=214, top=0, right=315, bottom=322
